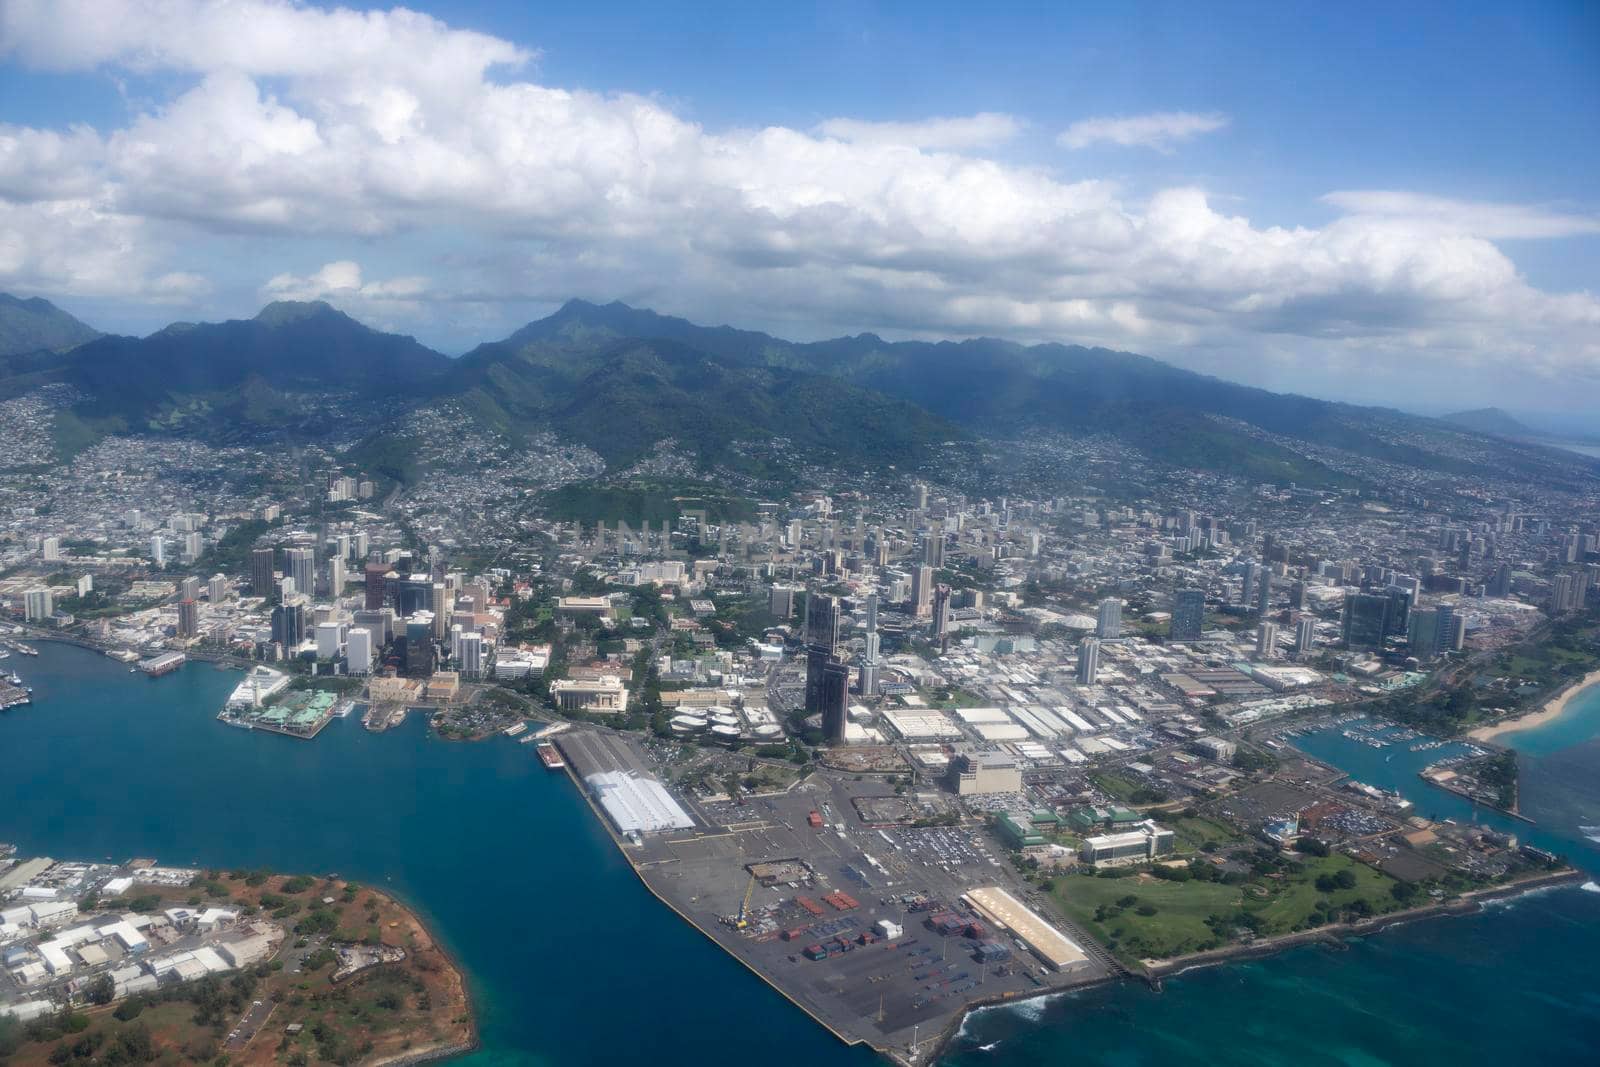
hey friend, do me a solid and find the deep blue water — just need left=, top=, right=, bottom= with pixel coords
left=5, top=643, right=1600, bottom=1066
left=0, top=643, right=869, bottom=1067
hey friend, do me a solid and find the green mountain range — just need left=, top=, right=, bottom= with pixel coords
left=0, top=294, right=101, bottom=376
left=0, top=292, right=1592, bottom=492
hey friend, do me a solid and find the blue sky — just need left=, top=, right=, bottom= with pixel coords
left=0, top=1, right=1596, bottom=417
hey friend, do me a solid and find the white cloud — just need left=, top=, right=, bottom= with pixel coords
left=813, top=113, right=1022, bottom=150
left=1058, top=111, right=1228, bottom=152
left=0, top=1, right=1594, bottom=403
left=1321, top=191, right=1600, bottom=240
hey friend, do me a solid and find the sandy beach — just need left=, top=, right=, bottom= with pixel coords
left=1469, top=668, right=1600, bottom=742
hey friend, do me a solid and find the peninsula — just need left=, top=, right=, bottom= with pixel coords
left=0, top=850, right=473, bottom=1066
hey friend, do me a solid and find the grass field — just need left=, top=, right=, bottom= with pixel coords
left=1053, top=852, right=1405, bottom=964
left=1053, top=873, right=1241, bottom=960
left=1165, top=815, right=1246, bottom=852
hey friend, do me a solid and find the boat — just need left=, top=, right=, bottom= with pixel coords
left=536, top=741, right=565, bottom=770
left=503, top=722, right=529, bottom=737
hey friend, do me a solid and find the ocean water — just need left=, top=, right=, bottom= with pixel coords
left=0, top=643, right=870, bottom=1067
left=5, top=644, right=1600, bottom=1065
left=952, top=687, right=1600, bottom=1066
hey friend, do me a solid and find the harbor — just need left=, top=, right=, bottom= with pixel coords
left=549, top=726, right=1118, bottom=1065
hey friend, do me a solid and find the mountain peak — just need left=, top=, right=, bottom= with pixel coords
left=0, top=291, right=101, bottom=357
left=254, top=299, right=345, bottom=327
left=1439, top=407, right=1534, bottom=438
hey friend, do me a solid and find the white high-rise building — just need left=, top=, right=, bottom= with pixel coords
left=150, top=535, right=166, bottom=567
left=209, top=574, right=229, bottom=603
left=315, top=621, right=344, bottom=661
left=40, top=536, right=60, bottom=561
left=346, top=627, right=374, bottom=674
left=1295, top=616, right=1317, bottom=656
left=453, top=627, right=485, bottom=679
left=1257, top=621, right=1279, bottom=658
left=24, top=587, right=53, bottom=622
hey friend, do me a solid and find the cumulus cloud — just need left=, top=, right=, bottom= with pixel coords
left=262, top=260, right=428, bottom=303
left=814, top=113, right=1022, bottom=150
left=1058, top=111, right=1228, bottom=151
left=0, top=0, right=1594, bottom=400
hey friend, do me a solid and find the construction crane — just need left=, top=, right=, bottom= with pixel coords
left=735, top=873, right=757, bottom=929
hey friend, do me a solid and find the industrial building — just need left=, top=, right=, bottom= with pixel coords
left=948, top=751, right=1023, bottom=795
left=961, top=886, right=1090, bottom=972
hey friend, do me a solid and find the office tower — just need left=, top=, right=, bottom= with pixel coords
left=767, top=584, right=797, bottom=619
left=1295, top=615, right=1317, bottom=656
left=1076, top=638, right=1100, bottom=685
left=278, top=576, right=296, bottom=601
left=820, top=657, right=850, bottom=745
left=353, top=608, right=394, bottom=645
left=1289, top=580, right=1307, bottom=611
left=1241, top=561, right=1259, bottom=608
left=1096, top=597, right=1123, bottom=639
left=23, top=588, right=52, bottom=622
left=912, top=564, right=933, bottom=618
left=431, top=582, right=450, bottom=639
left=806, top=592, right=840, bottom=652
left=177, top=597, right=201, bottom=638
left=250, top=547, right=276, bottom=599
left=41, top=536, right=60, bottom=561
left=1381, top=586, right=1412, bottom=635
left=271, top=601, right=306, bottom=647
left=1256, top=572, right=1273, bottom=617
left=1170, top=589, right=1205, bottom=643
left=1408, top=608, right=1441, bottom=660
left=1489, top=563, right=1512, bottom=598
left=804, top=644, right=833, bottom=718
left=932, top=584, right=952, bottom=649
left=911, top=482, right=928, bottom=511
left=180, top=576, right=200, bottom=601
left=208, top=574, right=228, bottom=603
left=403, top=613, right=436, bottom=675
left=1342, top=593, right=1392, bottom=652
left=315, top=621, right=343, bottom=660
left=284, top=548, right=315, bottom=600
left=364, top=561, right=389, bottom=610
left=150, top=535, right=166, bottom=567
left=1256, top=620, right=1278, bottom=658
left=346, top=626, right=374, bottom=674
left=324, top=557, right=345, bottom=599
left=923, top=534, right=945, bottom=569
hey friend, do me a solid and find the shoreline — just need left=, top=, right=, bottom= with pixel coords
left=1468, top=668, right=1600, bottom=742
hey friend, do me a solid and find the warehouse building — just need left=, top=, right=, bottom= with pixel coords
left=961, top=886, right=1090, bottom=972
left=948, top=751, right=1023, bottom=795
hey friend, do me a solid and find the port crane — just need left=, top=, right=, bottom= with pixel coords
left=735, top=873, right=757, bottom=929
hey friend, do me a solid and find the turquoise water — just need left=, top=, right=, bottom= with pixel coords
left=5, top=644, right=1600, bottom=1066
left=951, top=691, right=1600, bottom=1065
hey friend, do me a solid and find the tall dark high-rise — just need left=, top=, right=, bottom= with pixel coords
left=1170, top=589, right=1205, bottom=642
left=819, top=657, right=850, bottom=744
left=1342, top=593, right=1392, bottom=652
left=249, top=547, right=276, bottom=599
left=364, top=561, right=390, bottom=610
left=271, top=601, right=306, bottom=647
